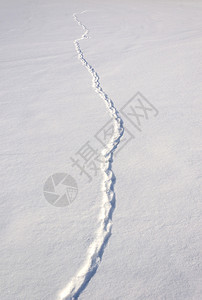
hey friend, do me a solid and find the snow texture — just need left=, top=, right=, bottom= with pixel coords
left=0, top=1, right=201, bottom=300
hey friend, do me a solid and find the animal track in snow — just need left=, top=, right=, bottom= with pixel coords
left=58, top=11, right=124, bottom=300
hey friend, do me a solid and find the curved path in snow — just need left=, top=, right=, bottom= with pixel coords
left=58, top=11, right=124, bottom=300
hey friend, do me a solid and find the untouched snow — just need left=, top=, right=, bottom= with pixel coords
left=0, top=1, right=202, bottom=300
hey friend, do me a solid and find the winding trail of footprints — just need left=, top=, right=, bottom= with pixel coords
left=58, top=11, right=124, bottom=300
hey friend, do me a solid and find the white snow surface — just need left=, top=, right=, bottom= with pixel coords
left=0, top=1, right=202, bottom=300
